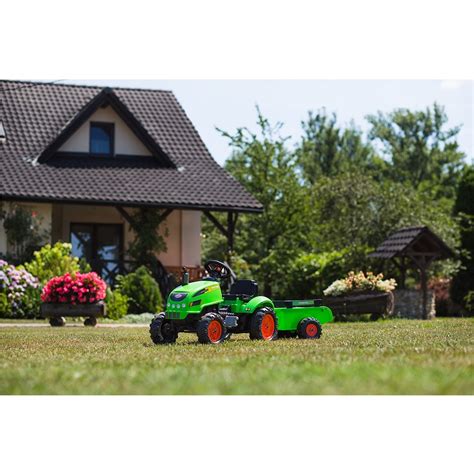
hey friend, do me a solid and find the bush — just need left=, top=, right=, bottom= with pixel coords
left=23, top=242, right=90, bottom=285
left=0, top=259, right=40, bottom=318
left=105, top=288, right=129, bottom=320
left=41, top=272, right=106, bottom=304
left=116, top=266, right=163, bottom=314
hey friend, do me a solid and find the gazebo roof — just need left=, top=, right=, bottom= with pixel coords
left=368, top=226, right=454, bottom=260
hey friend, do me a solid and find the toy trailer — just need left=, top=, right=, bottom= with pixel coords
left=150, top=260, right=334, bottom=345
left=273, top=299, right=333, bottom=338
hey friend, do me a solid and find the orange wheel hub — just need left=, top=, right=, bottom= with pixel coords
left=208, top=320, right=223, bottom=343
left=306, top=323, right=318, bottom=337
left=261, top=313, right=275, bottom=340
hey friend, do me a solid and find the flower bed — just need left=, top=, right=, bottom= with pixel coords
left=324, top=271, right=397, bottom=296
left=41, top=272, right=106, bottom=304
left=322, top=271, right=397, bottom=320
left=0, top=259, right=39, bottom=318
left=41, top=272, right=107, bottom=326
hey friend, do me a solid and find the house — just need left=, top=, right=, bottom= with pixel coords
left=0, top=80, right=262, bottom=287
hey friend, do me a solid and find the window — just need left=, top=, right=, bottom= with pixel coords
left=70, top=223, right=123, bottom=283
left=90, top=122, right=114, bottom=155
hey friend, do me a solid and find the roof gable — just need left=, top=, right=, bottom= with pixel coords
left=36, top=87, right=175, bottom=167
left=0, top=80, right=263, bottom=213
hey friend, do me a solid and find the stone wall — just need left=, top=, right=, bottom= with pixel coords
left=393, top=289, right=436, bottom=319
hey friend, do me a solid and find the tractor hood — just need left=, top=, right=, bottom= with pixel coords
left=166, top=280, right=223, bottom=319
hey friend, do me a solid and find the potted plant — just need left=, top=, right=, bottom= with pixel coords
left=322, top=271, right=397, bottom=319
left=40, top=272, right=107, bottom=326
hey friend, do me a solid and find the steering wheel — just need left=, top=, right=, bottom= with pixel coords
left=204, top=260, right=232, bottom=280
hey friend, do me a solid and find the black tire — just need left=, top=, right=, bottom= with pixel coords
left=149, top=313, right=178, bottom=344
left=49, top=317, right=66, bottom=327
left=197, top=313, right=226, bottom=344
left=297, top=318, right=322, bottom=339
left=249, top=307, right=278, bottom=341
left=84, top=317, right=97, bottom=327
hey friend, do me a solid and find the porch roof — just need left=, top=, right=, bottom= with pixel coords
left=0, top=80, right=263, bottom=213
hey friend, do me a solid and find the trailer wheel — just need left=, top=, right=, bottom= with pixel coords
left=150, top=313, right=178, bottom=344
left=297, top=318, right=322, bottom=339
left=250, top=308, right=278, bottom=341
left=49, top=317, right=66, bottom=327
left=84, top=317, right=97, bottom=327
left=197, top=313, right=226, bottom=344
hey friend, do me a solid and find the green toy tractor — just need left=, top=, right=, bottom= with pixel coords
left=149, top=260, right=333, bottom=345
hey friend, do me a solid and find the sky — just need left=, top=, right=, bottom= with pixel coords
left=64, top=80, right=473, bottom=166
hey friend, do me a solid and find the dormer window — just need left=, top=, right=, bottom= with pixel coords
left=90, top=122, right=114, bottom=156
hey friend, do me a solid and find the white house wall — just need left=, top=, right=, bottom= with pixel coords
left=58, top=106, right=151, bottom=156
left=181, top=210, right=201, bottom=267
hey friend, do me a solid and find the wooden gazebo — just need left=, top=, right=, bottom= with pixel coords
left=369, top=226, right=454, bottom=319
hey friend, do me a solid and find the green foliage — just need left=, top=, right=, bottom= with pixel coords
left=0, top=292, right=12, bottom=318
left=116, top=266, right=163, bottom=314
left=217, top=108, right=313, bottom=296
left=367, top=103, right=466, bottom=199
left=206, top=104, right=465, bottom=301
left=309, top=171, right=459, bottom=253
left=451, top=166, right=474, bottom=307
left=105, top=287, right=129, bottom=320
left=0, top=204, right=49, bottom=262
left=283, top=249, right=363, bottom=298
left=17, top=286, right=42, bottom=319
left=296, top=109, right=381, bottom=183
left=23, top=242, right=90, bottom=284
left=127, top=209, right=168, bottom=264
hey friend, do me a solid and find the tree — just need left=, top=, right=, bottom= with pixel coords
left=296, top=109, right=381, bottom=184
left=451, top=166, right=474, bottom=308
left=367, top=103, right=466, bottom=198
left=210, top=109, right=312, bottom=296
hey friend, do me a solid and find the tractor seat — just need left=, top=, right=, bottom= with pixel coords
left=229, top=279, right=258, bottom=297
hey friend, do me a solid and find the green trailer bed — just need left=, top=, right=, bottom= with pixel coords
left=273, top=299, right=334, bottom=331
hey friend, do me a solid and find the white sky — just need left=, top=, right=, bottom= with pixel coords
left=65, top=80, right=473, bottom=166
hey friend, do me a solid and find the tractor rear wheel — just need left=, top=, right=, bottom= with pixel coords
left=197, top=313, right=226, bottom=344
left=297, top=318, right=322, bottom=339
left=150, top=313, right=178, bottom=344
left=250, top=308, right=278, bottom=341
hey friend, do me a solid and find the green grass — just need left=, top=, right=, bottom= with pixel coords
left=0, top=318, right=472, bottom=395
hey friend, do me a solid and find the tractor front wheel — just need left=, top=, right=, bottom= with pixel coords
left=297, top=318, right=322, bottom=339
left=150, top=313, right=178, bottom=344
left=250, top=308, right=278, bottom=341
left=197, top=313, right=226, bottom=344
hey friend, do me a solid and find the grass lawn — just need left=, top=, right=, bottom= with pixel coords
left=0, top=318, right=472, bottom=395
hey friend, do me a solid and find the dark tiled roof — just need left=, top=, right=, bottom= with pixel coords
left=0, top=80, right=262, bottom=212
left=368, top=226, right=453, bottom=259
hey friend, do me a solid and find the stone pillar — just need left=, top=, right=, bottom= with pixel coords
left=393, top=289, right=436, bottom=319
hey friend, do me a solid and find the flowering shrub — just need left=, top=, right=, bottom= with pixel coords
left=24, top=242, right=89, bottom=284
left=324, top=271, right=397, bottom=296
left=0, top=259, right=40, bottom=318
left=41, top=272, right=107, bottom=304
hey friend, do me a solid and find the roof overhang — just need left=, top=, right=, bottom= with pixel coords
left=0, top=194, right=264, bottom=214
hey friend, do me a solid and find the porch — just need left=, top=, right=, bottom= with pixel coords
left=0, top=200, right=241, bottom=295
